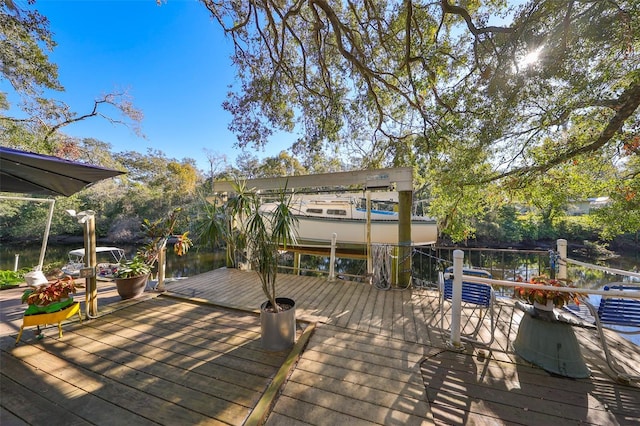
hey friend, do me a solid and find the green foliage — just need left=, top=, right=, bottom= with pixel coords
left=0, top=268, right=29, bottom=287
left=4, top=0, right=640, bottom=251
left=476, top=206, right=526, bottom=243
left=137, top=208, right=192, bottom=269
left=196, top=0, right=639, bottom=246
left=193, top=195, right=227, bottom=251
left=591, top=156, right=640, bottom=239
left=0, top=0, right=61, bottom=96
left=114, top=255, right=151, bottom=279
left=204, top=180, right=298, bottom=310
left=554, top=216, right=600, bottom=242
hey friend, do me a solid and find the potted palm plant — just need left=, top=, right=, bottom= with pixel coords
left=114, top=208, right=192, bottom=299
left=198, top=179, right=298, bottom=351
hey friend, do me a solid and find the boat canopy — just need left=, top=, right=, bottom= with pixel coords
left=68, top=247, right=125, bottom=258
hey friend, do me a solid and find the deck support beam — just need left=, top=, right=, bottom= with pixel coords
left=84, top=213, right=98, bottom=317
left=397, top=190, right=412, bottom=287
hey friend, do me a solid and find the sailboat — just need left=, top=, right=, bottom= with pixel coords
left=260, top=192, right=437, bottom=248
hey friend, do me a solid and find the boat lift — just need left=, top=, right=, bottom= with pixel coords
left=214, top=167, right=419, bottom=287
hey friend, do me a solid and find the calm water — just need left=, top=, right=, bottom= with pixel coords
left=0, top=243, right=226, bottom=278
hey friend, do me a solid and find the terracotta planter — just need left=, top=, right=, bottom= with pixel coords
left=114, top=274, right=149, bottom=300
left=260, top=297, right=296, bottom=351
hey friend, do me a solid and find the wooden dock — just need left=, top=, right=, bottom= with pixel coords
left=1, top=268, right=639, bottom=425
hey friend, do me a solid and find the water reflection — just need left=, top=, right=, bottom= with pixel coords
left=0, top=244, right=226, bottom=278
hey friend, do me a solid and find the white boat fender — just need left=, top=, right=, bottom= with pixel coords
left=25, top=270, right=48, bottom=288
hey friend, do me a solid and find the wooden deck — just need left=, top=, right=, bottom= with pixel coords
left=2, top=268, right=639, bottom=425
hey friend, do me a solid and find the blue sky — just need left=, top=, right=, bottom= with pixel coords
left=6, top=0, right=295, bottom=172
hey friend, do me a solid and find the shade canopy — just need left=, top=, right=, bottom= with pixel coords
left=0, top=146, right=124, bottom=197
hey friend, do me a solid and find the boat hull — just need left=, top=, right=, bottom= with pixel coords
left=293, top=215, right=437, bottom=247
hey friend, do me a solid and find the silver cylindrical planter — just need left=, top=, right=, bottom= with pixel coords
left=260, top=297, right=296, bottom=351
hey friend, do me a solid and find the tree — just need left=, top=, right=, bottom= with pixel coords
left=0, top=0, right=61, bottom=99
left=592, top=152, right=640, bottom=239
left=114, top=148, right=202, bottom=208
left=203, top=148, right=228, bottom=191
left=256, top=151, right=307, bottom=177
left=167, top=160, right=200, bottom=196
left=197, top=0, right=639, bottom=240
left=234, top=152, right=261, bottom=179
left=1, top=1, right=143, bottom=156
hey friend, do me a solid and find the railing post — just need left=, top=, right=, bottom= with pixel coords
left=293, top=252, right=300, bottom=275
left=328, top=233, right=337, bottom=282
left=155, top=247, right=166, bottom=291
left=450, top=250, right=464, bottom=348
left=557, top=239, right=567, bottom=280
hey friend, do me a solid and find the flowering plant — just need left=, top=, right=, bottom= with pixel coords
left=514, top=276, right=580, bottom=308
left=21, top=276, right=80, bottom=306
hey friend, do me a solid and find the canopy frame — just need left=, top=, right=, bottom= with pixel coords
left=0, top=195, right=55, bottom=271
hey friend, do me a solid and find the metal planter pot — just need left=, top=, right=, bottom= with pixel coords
left=260, top=297, right=296, bottom=351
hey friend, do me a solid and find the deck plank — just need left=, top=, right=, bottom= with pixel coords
left=269, top=324, right=438, bottom=425
left=354, top=282, right=378, bottom=334
left=5, top=339, right=230, bottom=425
left=323, top=275, right=359, bottom=327
left=2, top=296, right=292, bottom=425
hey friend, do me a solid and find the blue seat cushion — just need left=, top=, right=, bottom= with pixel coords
left=443, top=268, right=493, bottom=308
left=598, top=285, right=640, bottom=327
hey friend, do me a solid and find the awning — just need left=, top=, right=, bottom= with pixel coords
left=0, top=146, right=124, bottom=196
left=0, top=147, right=125, bottom=277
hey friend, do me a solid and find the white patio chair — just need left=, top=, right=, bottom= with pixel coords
left=582, top=284, right=640, bottom=382
left=439, top=267, right=496, bottom=346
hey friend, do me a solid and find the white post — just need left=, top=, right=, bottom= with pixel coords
left=37, top=199, right=56, bottom=271
left=450, top=250, right=464, bottom=348
left=14, top=254, right=19, bottom=272
left=156, top=247, right=166, bottom=291
left=328, top=233, right=337, bottom=282
left=557, top=239, right=567, bottom=280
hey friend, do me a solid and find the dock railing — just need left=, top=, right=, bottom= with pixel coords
left=279, top=239, right=552, bottom=290
left=411, top=245, right=551, bottom=293
left=447, top=239, right=640, bottom=348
